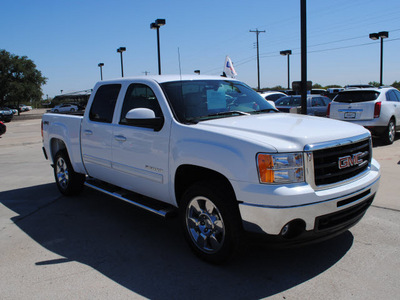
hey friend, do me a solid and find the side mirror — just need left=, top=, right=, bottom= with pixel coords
left=125, top=108, right=164, bottom=131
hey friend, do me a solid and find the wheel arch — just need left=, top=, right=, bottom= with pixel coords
left=174, top=164, right=237, bottom=208
left=50, top=138, right=67, bottom=163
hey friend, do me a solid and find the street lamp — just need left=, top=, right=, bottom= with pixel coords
left=117, top=47, right=126, bottom=77
left=150, top=18, right=166, bottom=75
left=194, top=70, right=200, bottom=75
left=369, top=31, right=389, bottom=86
left=280, top=50, right=292, bottom=90
left=98, top=63, right=104, bottom=80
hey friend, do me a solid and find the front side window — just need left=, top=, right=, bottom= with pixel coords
left=89, top=84, right=121, bottom=123
left=120, top=84, right=163, bottom=125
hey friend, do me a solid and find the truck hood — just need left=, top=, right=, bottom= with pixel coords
left=196, top=113, right=368, bottom=152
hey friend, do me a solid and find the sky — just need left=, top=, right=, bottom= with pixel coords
left=1, top=0, right=400, bottom=98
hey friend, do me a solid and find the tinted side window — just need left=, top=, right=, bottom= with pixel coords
left=120, top=84, right=163, bottom=125
left=386, top=91, right=395, bottom=102
left=393, top=90, right=400, bottom=102
left=89, top=84, right=121, bottom=123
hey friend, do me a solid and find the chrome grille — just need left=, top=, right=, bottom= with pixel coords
left=312, top=137, right=371, bottom=186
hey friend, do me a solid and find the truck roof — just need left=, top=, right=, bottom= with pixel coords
left=97, top=75, right=238, bottom=85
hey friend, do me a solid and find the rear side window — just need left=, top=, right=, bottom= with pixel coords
left=334, top=91, right=380, bottom=103
left=387, top=90, right=400, bottom=102
left=89, top=84, right=121, bottom=123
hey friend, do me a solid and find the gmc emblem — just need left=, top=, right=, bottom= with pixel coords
left=338, top=152, right=364, bottom=169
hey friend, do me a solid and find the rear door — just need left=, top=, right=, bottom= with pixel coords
left=309, top=97, right=327, bottom=116
left=81, top=84, right=121, bottom=181
left=387, top=90, right=400, bottom=126
left=330, top=90, right=380, bottom=121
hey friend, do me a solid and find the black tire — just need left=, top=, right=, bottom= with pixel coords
left=180, top=180, right=243, bottom=264
left=70, top=108, right=75, bottom=112
left=382, top=119, right=396, bottom=145
left=53, top=150, right=85, bottom=195
left=54, top=109, right=59, bottom=113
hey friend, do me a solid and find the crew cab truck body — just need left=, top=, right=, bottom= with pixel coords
left=42, top=75, right=380, bottom=263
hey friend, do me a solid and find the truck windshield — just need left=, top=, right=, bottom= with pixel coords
left=161, top=80, right=277, bottom=123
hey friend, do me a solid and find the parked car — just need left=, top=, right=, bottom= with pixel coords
left=42, top=75, right=380, bottom=263
left=19, top=104, right=32, bottom=112
left=0, top=121, right=6, bottom=136
left=258, top=91, right=287, bottom=102
left=275, top=95, right=331, bottom=116
left=0, top=107, right=14, bottom=122
left=4, top=107, right=18, bottom=114
left=327, top=87, right=400, bottom=144
left=51, top=104, right=79, bottom=113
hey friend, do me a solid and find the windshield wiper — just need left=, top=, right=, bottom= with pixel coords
left=207, top=111, right=250, bottom=117
left=252, top=108, right=278, bottom=114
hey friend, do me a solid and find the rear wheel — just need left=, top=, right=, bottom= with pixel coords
left=382, top=119, right=395, bottom=145
left=54, top=150, right=85, bottom=195
left=180, top=181, right=242, bottom=264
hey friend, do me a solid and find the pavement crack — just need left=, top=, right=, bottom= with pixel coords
left=13, top=196, right=64, bottom=223
left=371, top=204, right=400, bottom=213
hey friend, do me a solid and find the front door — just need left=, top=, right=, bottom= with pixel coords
left=111, top=83, right=170, bottom=202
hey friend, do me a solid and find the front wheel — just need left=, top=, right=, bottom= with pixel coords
left=54, top=150, right=85, bottom=195
left=382, top=119, right=396, bottom=145
left=180, top=181, right=242, bottom=264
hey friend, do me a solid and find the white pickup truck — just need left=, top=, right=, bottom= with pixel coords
left=42, top=75, right=380, bottom=263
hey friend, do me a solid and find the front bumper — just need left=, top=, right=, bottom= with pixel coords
left=236, top=159, right=380, bottom=239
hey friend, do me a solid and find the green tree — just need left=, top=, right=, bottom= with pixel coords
left=0, top=49, right=47, bottom=111
left=312, top=83, right=323, bottom=89
left=325, top=84, right=342, bottom=89
left=391, top=81, right=400, bottom=89
left=368, top=81, right=380, bottom=88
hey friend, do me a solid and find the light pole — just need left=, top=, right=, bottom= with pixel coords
left=98, top=63, right=104, bottom=80
left=150, top=19, right=166, bottom=75
left=369, top=31, right=389, bottom=86
left=280, top=50, right=292, bottom=90
left=117, top=47, right=126, bottom=77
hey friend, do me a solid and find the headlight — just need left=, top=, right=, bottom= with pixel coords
left=257, top=153, right=304, bottom=184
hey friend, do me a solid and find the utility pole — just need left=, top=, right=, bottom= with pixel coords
left=249, top=29, right=265, bottom=91
left=300, top=0, right=307, bottom=115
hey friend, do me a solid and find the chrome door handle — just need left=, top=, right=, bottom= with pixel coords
left=114, top=135, right=127, bottom=142
left=84, top=130, right=93, bottom=135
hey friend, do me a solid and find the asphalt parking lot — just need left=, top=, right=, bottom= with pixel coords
left=1, top=110, right=400, bottom=300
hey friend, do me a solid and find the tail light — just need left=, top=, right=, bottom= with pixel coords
left=374, top=102, right=381, bottom=118
left=326, top=102, right=331, bottom=117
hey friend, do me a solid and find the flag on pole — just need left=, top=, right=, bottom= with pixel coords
left=223, top=56, right=237, bottom=78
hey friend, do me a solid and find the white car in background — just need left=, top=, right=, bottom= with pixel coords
left=19, top=104, right=32, bottom=111
left=51, top=104, right=79, bottom=113
left=327, top=87, right=400, bottom=144
left=258, top=91, right=287, bottom=108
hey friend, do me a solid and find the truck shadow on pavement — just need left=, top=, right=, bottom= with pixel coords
left=0, top=183, right=354, bottom=299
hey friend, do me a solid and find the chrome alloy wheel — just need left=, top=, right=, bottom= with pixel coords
left=186, top=196, right=225, bottom=253
left=388, top=121, right=395, bottom=143
left=56, top=157, right=69, bottom=189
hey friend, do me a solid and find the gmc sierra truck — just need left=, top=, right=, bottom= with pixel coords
left=42, top=75, right=380, bottom=263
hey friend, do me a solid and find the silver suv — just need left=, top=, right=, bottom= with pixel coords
left=327, top=87, right=400, bottom=144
